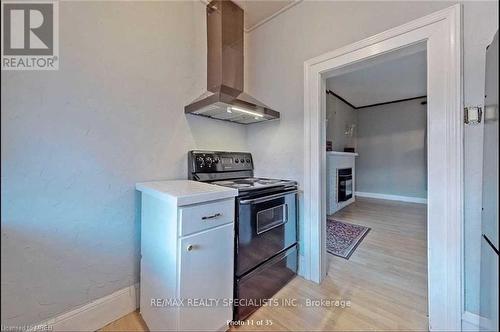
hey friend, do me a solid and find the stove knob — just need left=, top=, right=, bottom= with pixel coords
left=246, top=159, right=251, bottom=163
left=240, top=158, right=245, bottom=163
left=214, top=157, right=219, bottom=164
left=196, top=156, right=205, bottom=168
left=235, top=159, right=239, bottom=163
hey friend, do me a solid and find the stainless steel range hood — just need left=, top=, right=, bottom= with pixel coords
left=184, top=0, right=280, bottom=124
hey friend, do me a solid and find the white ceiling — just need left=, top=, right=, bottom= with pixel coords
left=326, top=48, right=427, bottom=108
left=232, top=0, right=298, bottom=31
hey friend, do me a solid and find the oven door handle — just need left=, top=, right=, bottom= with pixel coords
left=239, top=190, right=299, bottom=205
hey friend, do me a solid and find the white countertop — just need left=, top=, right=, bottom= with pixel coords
left=327, top=151, right=359, bottom=157
left=136, top=180, right=238, bottom=206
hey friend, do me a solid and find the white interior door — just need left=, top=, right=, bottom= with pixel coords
left=479, top=31, right=499, bottom=332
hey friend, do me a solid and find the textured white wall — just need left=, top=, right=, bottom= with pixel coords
left=1, top=1, right=247, bottom=326
left=325, top=95, right=357, bottom=152
left=356, top=98, right=427, bottom=199
left=245, top=1, right=498, bottom=314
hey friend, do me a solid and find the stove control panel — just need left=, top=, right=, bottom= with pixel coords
left=188, top=151, right=253, bottom=175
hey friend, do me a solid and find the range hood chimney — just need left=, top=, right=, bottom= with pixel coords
left=184, top=0, right=280, bottom=124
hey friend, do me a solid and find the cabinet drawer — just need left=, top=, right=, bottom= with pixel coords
left=179, top=199, right=234, bottom=236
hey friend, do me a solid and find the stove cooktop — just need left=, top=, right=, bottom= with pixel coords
left=188, top=151, right=297, bottom=193
left=211, top=177, right=297, bottom=192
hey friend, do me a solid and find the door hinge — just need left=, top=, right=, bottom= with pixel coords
left=464, top=106, right=482, bottom=125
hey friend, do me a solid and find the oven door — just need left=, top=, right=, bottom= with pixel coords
left=236, top=189, right=297, bottom=277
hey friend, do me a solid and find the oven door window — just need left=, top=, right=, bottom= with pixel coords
left=345, top=179, right=353, bottom=197
left=256, top=204, right=287, bottom=234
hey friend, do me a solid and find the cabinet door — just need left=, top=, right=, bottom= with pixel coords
left=178, top=223, right=234, bottom=331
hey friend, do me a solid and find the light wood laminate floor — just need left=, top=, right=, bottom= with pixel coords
left=100, top=198, right=428, bottom=331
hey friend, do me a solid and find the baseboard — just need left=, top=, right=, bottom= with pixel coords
left=37, top=283, right=139, bottom=331
left=463, top=311, right=481, bottom=331
left=355, top=191, right=427, bottom=204
left=462, top=310, right=495, bottom=331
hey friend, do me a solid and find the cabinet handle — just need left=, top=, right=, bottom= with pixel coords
left=201, top=213, right=222, bottom=221
left=186, top=244, right=194, bottom=252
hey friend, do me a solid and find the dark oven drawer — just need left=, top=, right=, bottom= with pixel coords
left=236, top=190, right=297, bottom=276
left=234, top=244, right=298, bottom=321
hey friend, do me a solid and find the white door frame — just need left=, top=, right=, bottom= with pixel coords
left=302, top=5, right=462, bottom=331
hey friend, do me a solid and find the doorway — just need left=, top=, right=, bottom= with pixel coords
left=302, top=5, right=462, bottom=331
left=324, top=45, right=429, bottom=329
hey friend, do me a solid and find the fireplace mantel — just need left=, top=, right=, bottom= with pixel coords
left=326, top=151, right=359, bottom=157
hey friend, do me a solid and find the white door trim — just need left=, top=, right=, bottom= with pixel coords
left=303, top=5, right=462, bottom=331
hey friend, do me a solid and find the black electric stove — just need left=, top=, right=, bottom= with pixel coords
left=188, top=150, right=298, bottom=321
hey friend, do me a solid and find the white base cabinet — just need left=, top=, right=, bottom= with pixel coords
left=136, top=180, right=237, bottom=331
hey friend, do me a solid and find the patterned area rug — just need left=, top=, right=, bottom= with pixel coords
left=326, top=219, right=370, bottom=259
